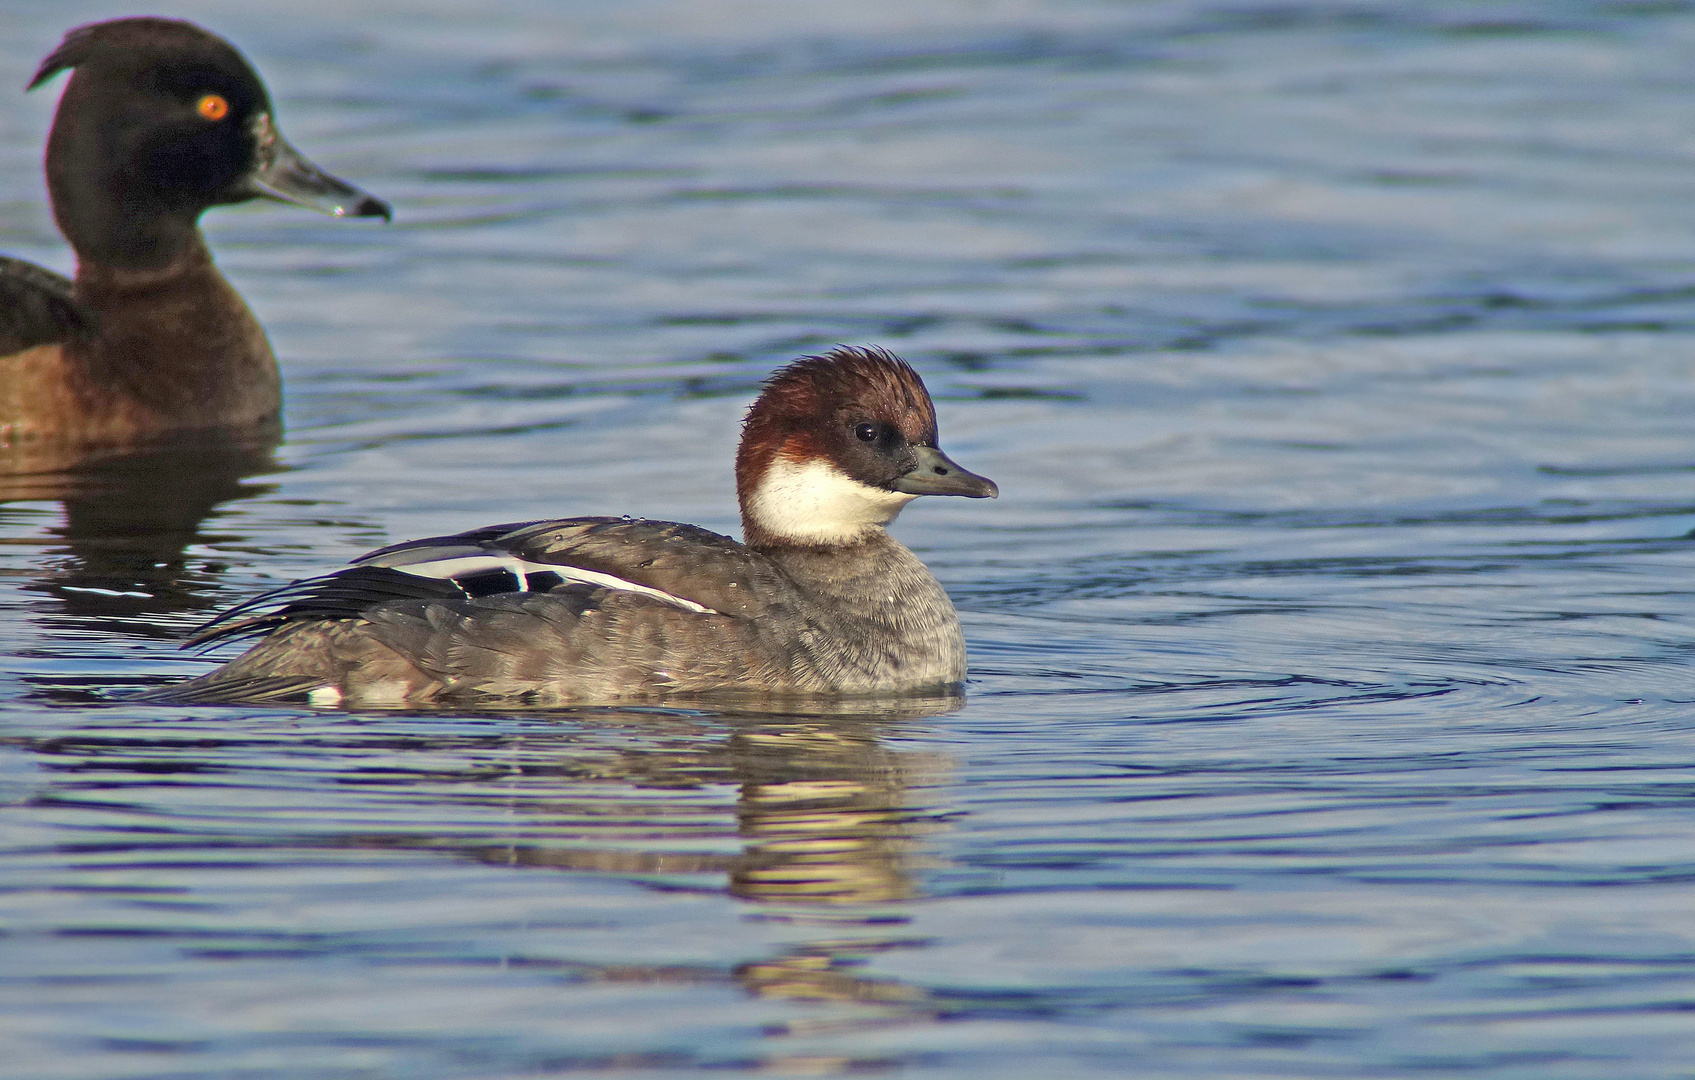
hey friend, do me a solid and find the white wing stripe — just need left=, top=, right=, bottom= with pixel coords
left=385, top=553, right=717, bottom=614
left=547, top=564, right=717, bottom=614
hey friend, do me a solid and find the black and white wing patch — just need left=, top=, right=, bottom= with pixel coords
left=189, top=520, right=719, bottom=649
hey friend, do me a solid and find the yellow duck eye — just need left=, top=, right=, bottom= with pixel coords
left=195, top=94, right=229, bottom=121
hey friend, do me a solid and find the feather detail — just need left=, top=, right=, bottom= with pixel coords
left=186, top=519, right=724, bottom=650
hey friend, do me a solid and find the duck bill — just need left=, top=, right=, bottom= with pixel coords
left=245, top=114, right=391, bottom=221
left=892, top=445, right=998, bottom=498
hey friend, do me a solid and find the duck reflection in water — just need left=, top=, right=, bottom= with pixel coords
left=407, top=702, right=953, bottom=1023
left=1, top=434, right=281, bottom=630
left=726, top=713, right=949, bottom=1020
left=14, top=699, right=962, bottom=1060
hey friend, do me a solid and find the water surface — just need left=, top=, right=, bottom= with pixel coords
left=4, top=1, right=1695, bottom=1076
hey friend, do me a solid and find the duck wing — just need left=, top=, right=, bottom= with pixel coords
left=0, top=257, right=95, bottom=354
left=478, top=517, right=790, bottom=618
left=182, top=516, right=814, bottom=702
left=187, top=516, right=793, bottom=648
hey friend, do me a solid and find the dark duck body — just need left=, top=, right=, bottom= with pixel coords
left=0, top=18, right=388, bottom=451
left=163, top=347, right=998, bottom=707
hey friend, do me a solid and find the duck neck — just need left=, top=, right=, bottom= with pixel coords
left=74, top=231, right=219, bottom=294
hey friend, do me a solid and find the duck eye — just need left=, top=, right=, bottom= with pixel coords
left=195, top=94, right=230, bottom=121
left=854, top=423, right=878, bottom=443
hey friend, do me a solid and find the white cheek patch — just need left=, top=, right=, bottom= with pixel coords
left=375, top=552, right=717, bottom=614
left=747, top=457, right=917, bottom=544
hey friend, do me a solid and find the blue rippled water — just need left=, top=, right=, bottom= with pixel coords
left=5, top=1, right=1695, bottom=1076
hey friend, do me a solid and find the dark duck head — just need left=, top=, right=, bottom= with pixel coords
left=31, top=17, right=389, bottom=273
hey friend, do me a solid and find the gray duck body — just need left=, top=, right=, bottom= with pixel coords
left=172, top=517, right=967, bottom=706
